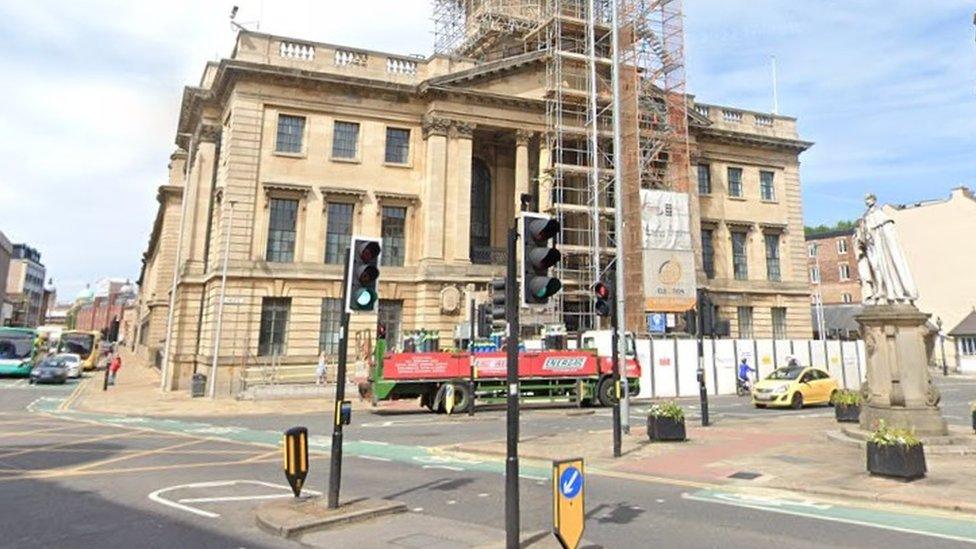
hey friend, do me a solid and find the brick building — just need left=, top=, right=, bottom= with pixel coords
left=806, top=229, right=860, bottom=305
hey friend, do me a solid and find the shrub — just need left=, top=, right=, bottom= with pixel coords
left=831, top=389, right=861, bottom=406
left=868, top=420, right=921, bottom=447
left=648, top=401, right=685, bottom=422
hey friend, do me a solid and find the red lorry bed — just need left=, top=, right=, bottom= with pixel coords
left=382, top=351, right=640, bottom=381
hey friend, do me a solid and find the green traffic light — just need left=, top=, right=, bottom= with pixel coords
left=352, top=288, right=376, bottom=309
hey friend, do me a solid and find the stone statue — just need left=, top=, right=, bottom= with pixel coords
left=853, top=194, right=917, bottom=305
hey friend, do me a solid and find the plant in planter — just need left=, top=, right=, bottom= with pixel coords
left=647, top=401, right=686, bottom=442
left=866, top=421, right=926, bottom=480
left=831, top=389, right=862, bottom=423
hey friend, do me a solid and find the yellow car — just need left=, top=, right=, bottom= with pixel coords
left=752, top=365, right=839, bottom=409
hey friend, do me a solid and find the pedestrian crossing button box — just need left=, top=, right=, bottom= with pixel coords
left=340, top=400, right=352, bottom=425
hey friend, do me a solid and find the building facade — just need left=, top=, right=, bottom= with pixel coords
left=0, top=231, right=11, bottom=325
left=136, top=27, right=812, bottom=390
left=74, top=279, right=137, bottom=340
left=805, top=229, right=861, bottom=305
left=5, top=244, right=47, bottom=328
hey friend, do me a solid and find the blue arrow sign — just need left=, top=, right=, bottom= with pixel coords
left=559, top=466, right=583, bottom=499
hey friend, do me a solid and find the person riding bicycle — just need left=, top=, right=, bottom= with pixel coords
left=737, top=358, right=755, bottom=392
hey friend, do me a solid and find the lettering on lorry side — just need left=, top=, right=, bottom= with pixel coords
left=541, top=357, right=587, bottom=373
left=471, top=357, right=506, bottom=376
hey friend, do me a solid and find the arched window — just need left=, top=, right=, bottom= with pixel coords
left=470, top=158, right=492, bottom=259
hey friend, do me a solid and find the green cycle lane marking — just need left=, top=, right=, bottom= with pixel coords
left=685, top=488, right=976, bottom=544
left=28, top=394, right=551, bottom=480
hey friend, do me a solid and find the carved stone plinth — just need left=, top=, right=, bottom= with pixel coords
left=857, top=304, right=948, bottom=436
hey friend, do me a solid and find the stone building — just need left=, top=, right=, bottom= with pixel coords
left=135, top=26, right=813, bottom=390
left=806, top=228, right=861, bottom=305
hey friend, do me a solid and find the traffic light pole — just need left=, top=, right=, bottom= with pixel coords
left=505, top=225, right=520, bottom=549
left=696, top=289, right=710, bottom=427
left=327, top=248, right=352, bottom=509
left=611, top=291, right=622, bottom=458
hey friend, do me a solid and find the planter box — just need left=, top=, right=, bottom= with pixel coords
left=866, top=441, right=926, bottom=480
left=835, top=403, right=861, bottom=423
left=647, top=415, right=686, bottom=442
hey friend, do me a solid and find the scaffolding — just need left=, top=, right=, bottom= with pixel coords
left=431, top=0, right=689, bottom=334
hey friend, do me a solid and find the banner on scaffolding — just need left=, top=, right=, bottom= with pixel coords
left=641, top=189, right=697, bottom=312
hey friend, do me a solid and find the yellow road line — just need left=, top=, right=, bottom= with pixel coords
left=58, top=378, right=90, bottom=412
left=0, top=423, right=95, bottom=439
left=0, top=456, right=281, bottom=482
left=246, top=448, right=281, bottom=463
left=66, top=439, right=204, bottom=473
left=0, top=428, right=155, bottom=460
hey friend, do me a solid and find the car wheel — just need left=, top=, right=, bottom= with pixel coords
left=790, top=392, right=803, bottom=410
left=754, top=404, right=766, bottom=409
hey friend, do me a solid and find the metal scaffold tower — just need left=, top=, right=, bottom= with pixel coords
left=430, top=0, right=689, bottom=334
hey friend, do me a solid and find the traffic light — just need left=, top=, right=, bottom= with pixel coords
left=521, top=213, right=562, bottom=305
left=593, top=281, right=612, bottom=317
left=346, top=237, right=382, bottom=312
left=477, top=303, right=492, bottom=338
left=490, top=278, right=507, bottom=329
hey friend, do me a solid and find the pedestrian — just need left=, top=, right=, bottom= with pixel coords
left=315, top=351, right=327, bottom=385
left=108, top=354, right=122, bottom=385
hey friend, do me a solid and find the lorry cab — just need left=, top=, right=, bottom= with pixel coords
left=579, top=330, right=637, bottom=359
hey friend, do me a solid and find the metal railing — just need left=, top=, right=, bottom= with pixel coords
left=470, top=246, right=507, bottom=265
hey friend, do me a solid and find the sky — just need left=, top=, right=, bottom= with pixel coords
left=0, top=0, right=973, bottom=301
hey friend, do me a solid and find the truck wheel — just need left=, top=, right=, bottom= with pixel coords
left=450, top=383, right=472, bottom=413
left=597, top=377, right=618, bottom=407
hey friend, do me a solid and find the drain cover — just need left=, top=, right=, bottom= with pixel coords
left=728, top=471, right=762, bottom=480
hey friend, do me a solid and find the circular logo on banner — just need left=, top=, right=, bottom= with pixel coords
left=658, top=260, right=682, bottom=285
left=559, top=466, right=583, bottom=499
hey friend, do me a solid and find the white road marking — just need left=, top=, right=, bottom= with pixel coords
left=422, top=465, right=464, bottom=471
left=358, top=440, right=390, bottom=446
left=356, top=455, right=392, bottom=462
left=149, top=480, right=321, bottom=519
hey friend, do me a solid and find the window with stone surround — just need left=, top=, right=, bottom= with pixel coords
left=318, top=298, right=343, bottom=356
left=698, top=164, right=711, bottom=195
left=331, top=121, right=360, bottom=160
left=760, top=170, right=775, bottom=201
left=810, top=266, right=821, bottom=283
left=842, top=293, right=853, bottom=303
left=837, top=238, right=848, bottom=254
left=275, top=114, right=305, bottom=154
left=737, top=306, right=754, bottom=338
left=258, top=297, right=290, bottom=356
left=772, top=307, right=787, bottom=339
left=731, top=230, right=748, bottom=280
left=384, top=127, right=411, bottom=164
left=379, top=300, right=403, bottom=350
left=324, top=202, right=354, bottom=264
left=839, top=264, right=851, bottom=281
left=728, top=167, right=743, bottom=197
left=764, top=233, right=781, bottom=281
left=381, top=206, right=407, bottom=266
left=701, top=228, right=715, bottom=279
left=266, top=198, right=298, bottom=262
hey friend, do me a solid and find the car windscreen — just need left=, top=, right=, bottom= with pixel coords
left=766, top=366, right=805, bottom=380
left=37, top=359, right=66, bottom=369
left=59, top=335, right=94, bottom=359
left=0, top=335, right=33, bottom=359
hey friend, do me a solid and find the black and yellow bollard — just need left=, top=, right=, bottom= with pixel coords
left=283, top=426, right=309, bottom=497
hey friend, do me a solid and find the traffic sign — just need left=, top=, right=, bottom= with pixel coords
left=552, top=458, right=585, bottom=549
left=283, top=426, right=308, bottom=497
left=647, top=313, right=666, bottom=334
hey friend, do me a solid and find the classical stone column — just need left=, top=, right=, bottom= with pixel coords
left=421, top=115, right=451, bottom=262
left=514, top=129, right=533, bottom=213
left=446, top=121, right=474, bottom=262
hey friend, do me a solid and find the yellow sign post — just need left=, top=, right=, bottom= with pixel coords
left=283, top=426, right=309, bottom=497
left=552, top=458, right=585, bottom=549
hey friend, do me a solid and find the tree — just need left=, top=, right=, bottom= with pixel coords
left=805, top=219, right=856, bottom=237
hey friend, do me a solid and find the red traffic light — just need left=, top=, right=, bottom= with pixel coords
left=593, top=282, right=610, bottom=299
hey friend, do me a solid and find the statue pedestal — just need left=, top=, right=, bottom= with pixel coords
left=857, top=304, right=948, bottom=436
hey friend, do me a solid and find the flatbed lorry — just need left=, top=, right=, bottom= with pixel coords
left=366, top=331, right=640, bottom=413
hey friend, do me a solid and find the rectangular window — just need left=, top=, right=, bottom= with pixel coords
left=324, top=202, right=354, bottom=264
left=961, top=337, right=976, bottom=356
left=760, top=170, right=775, bottom=201
left=839, top=264, right=851, bottom=280
left=318, top=298, right=343, bottom=356
left=701, top=228, right=715, bottom=279
left=697, top=164, right=711, bottom=195
left=275, top=114, right=305, bottom=154
left=731, top=230, right=748, bottom=280
left=737, top=306, right=754, bottom=338
left=808, top=243, right=818, bottom=258
left=810, top=266, right=821, bottom=283
left=772, top=307, right=787, bottom=339
left=266, top=198, right=298, bottom=262
left=384, top=127, right=410, bottom=164
left=378, top=299, right=403, bottom=350
left=842, top=293, right=853, bottom=304
left=258, top=297, right=290, bottom=356
left=381, top=206, right=407, bottom=266
left=764, top=233, right=781, bottom=281
left=837, top=238, right=848, bottom=254
left=728, top=167, right=743, bottom=197
left=331, top=121, right=360, bottom=159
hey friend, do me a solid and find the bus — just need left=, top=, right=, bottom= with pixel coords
left=58, top=330, right=101, bottom=371
left=0, top=327, right=38, bottom=377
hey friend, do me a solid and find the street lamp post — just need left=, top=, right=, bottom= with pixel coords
left=937, top=317, right=948, bottom=376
